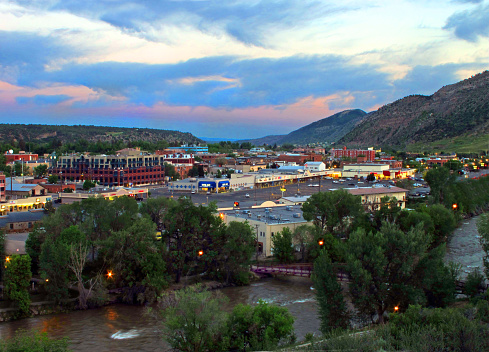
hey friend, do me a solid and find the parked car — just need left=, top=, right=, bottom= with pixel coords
left=245, top=193, right=250, bottom=198
left=206, top=191, right=211, bottom=195
left=333, top=180, right=339, bottom=184
left=191, top=190, right=196, bottom=194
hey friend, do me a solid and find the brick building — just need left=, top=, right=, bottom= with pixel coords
left=330, top=147, right=375, bottom=161
left=0, top=172, right=5, bottom=202
left=4, top=152, right=38, bottom=163
left=51, top=148, right=166, bottom=187
left=277, top=153, right=322, bottom=164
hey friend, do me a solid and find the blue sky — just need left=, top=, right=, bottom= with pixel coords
left=0, top=0, right=488, bottom=139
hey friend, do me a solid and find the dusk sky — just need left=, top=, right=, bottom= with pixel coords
left=1, top=0, right=488, bottom=139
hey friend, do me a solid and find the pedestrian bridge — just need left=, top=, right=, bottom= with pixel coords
left=250, top=263, right=350, bottom=280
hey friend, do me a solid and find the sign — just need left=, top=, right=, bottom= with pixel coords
left=280, top=188, right=286, bottom=192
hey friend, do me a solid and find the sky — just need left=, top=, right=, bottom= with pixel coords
left=0, top=0, right=488, bottom=139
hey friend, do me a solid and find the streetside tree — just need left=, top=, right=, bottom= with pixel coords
left=345, top=222, right=431, bottom=324
left=272, top=227, right=295, bottom=264
left=301, top=189, right=363, bottom=239
left=312, top=251, right=349, bottom=333
left=33, top=164, right=48, bottom=178
left=418, top=204, right=456, bottom=247
left=4, top=254, right=32, bottom=316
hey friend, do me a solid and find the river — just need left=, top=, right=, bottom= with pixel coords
left=0, top=276, right=319, bottom=351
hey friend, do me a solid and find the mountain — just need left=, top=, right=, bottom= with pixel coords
left=0, top=124, right=203, bottom=145
left=339, top=71, right=489, bottom=149
left=240, top=109, right=367, bottom=146
left=279, top=109, right=367, bottom=145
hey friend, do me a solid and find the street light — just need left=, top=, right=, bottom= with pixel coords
left=198, top=250, right=204, bottom=256
left=394, top=306, right=399, bottom=312
left=107, top=271, right=113, bottom=278
left=452, top=203, right=458, bottom=210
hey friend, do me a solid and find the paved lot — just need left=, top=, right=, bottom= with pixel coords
left=4, top=232, right=28, bottom=255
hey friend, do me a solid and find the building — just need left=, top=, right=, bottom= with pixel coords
left=330, top=147, right=375, bottom=161
left=0, top=195, right=53, bottom=216
left=178, top=145, right=209, bottom=154
left=304, top=162, right=326, bottom=172
left=219, top=204, right=313, bottom=256
left=51, top=148, right=167, bottom=187
left=5, top=180, right=47, bottom=198
left=292, top=147, right=326, bottom=154
left=59, top=187, right=149, bottom=204
left=155, top=151, right=195, bottom=179
left=0, top=173, right=5, bottom=202
left=277, top=153, right=322, bottom=164
left=0, top=211, right=46, bottom=234
left=344, top=186, right=408, bottom=211
left=4, top=152, right=38, bottom=163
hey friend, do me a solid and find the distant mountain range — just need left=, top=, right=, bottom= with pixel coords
left=242, top=71, right=489, bottom=150
left=240, top=109, right=367, bottom=146
left=0, top=124, right=203, bottom=146
left=339, top=71, right=489, bottom=148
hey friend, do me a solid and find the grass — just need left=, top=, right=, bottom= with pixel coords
left=406, top=133, right=489, bottom=154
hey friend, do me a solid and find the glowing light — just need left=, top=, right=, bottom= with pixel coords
left=107, top=271, right=113, bottom=278
left=198, top=250, right=204, bottom=256
left=394, top=306, right=399, bottom=312
left=45, top=279, right=49, bottom=282
left=5, top=256, right=10, bottom=262
left=452, top=203, right=458, bottom=210
left=318, top=240, right=324, bottom=246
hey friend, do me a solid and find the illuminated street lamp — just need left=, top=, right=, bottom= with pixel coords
left=318, top=239, right=324, bottom=247
left=107, top=271, right=113, bottom=278
left=198, top=250, right=204, bottom=256
left=5, top=256, right=10, bottom=263
left=394, top=306, right=399, bottom=312
left=452, top=203, right=458, bottom=210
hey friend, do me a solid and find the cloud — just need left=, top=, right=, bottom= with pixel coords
left=444, top=4, right=489, bottom=41
left=16, top=94, right=71, bottom=105
left=20, top=0, right=354, bottom=47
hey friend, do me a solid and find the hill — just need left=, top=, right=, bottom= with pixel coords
left=339, top=71, right=489, bottom=150
left=0, top=124, right=203, bottom=146
left=279, top=109, right=367, bottom=145
left=240, top=109, right=367, bottom=146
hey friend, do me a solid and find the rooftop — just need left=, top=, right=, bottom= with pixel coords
left=221, top=204, right=308, bottom=224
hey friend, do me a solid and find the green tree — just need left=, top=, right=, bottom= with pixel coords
left=312, top=251, right=349, bottom=333
left=345, top=222, right=431, bottom=323
left=373, top=196, right=403, bottom=229
left=477, top=213, right=489, bottom=279
left=82, top=180, right=96, bottom=190
left=419, top=204, right=456, bottom=246
left=226, top=300, right=295, bottom=351
left=33, top=164, right=48, bottom=178
left=48, top=174, right=59, bottom=184
left=101, top=217, right=168, bottom=304
left=4, top=254, right=32, bottom=316
left=293, top=224, right=316, bottom=262
left=155, top=285, right=229, bottom=352
left=272, top=227, right=294, bottom=263
left=302, top=189, right=363, bottom=238
left=425, top=166, right=456, bottom=203
left=140, top=196, right=174, bottom=231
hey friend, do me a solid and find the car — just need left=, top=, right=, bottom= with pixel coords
left=357, top=181, right=364, bottom=184
left=325, top=177, right=332, bottom=179
left=206, top=191, right=211, bottom=195
left=245, top=193, right=250, bottom=198
left=191, top=190, right=196, bottom=194
left=333, top=180, right=339, bottom=184
left=413, top=183, right=423, bottom=187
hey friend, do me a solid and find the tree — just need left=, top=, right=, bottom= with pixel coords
left=0, top=230, right=5, bottom=281
left=366, top=173, right=376, bottom=182
left=373, top=196, right=402, bottom=229
left=48, top=174, right=59, bottom=184
left=477, top=213, right=489, bottom=279
left=226, top=300, right=295, bottom=351
left=345, top=222, right=431, bottom=324
left=419, top=204, right=456, bottom=246
left=4, top=254, right=32, bottom=316
left=293, top=224, right=316, bottom=262
left=34, top=164, right=48, bottom=178
left=272, top=227, right=294, bottom=263
left=155, top=285, right=229, bottom=352
left=312, top=251, right=349, bottom=333
left=101, top=217, right=168, bottom=304
left=213, top=221, right=256, bottom=285
left=82, top=180, right=96, bottom=190
left=425, top=166, right=456, bottom=203
left=140, top=196, right=174, bottom=231
left=302, top=189, right=363, bottom=238
left=215, top=157, right=227, bottom=167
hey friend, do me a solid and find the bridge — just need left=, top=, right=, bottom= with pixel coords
left=250, top=263, right=350, bottom=280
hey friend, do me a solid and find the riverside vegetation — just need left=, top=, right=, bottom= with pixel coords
left=1, top=164, right=489, bottom=350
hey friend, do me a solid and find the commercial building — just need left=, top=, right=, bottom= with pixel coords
left=330, top=147, right=375, bottom=161
left=51, top=148, right=166, bottom=187
left=219, top=204, right=313, bottom=257
left=5, top=179, right=47, bottom=198
left=59, top=187, right=149, bottom=204
left=345, top=186, right=408, bottom=211
left=0, top=195, right=53, bottom=216
left=277, top=153, right=322, bottom=164
left=0, top=173, right=5, bottom=202
left=4, top=152, right=38, bottom=163
left=0, top=211, right=45, bottom=234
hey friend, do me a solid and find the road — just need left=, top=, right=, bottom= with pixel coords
left=148, top=178, right=404, bottom=209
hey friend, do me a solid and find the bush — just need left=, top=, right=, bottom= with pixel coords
left=464, top=268, right=486, bottom=300
left=0, top=330, right=70, bottom=351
